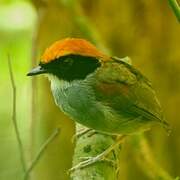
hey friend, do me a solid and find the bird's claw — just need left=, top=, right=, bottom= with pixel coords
left=69, top=135, right=126, bottom=173
left=72, top=128, right=92, bottom=142
left=79, top=156, right=115, bottom=165
left=69, top=155, right=116, bottom=172
left=69, top=156, right=101, bottom=172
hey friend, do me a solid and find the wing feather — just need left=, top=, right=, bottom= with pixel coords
left=93, top=58, right=166, bottom=126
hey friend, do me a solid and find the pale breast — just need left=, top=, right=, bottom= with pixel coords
left=49, top=75, right=120, bottom=132
left=48, top=75, right=151, bottom=134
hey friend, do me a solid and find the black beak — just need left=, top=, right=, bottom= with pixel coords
left=27, top=65, right=47, bottom=76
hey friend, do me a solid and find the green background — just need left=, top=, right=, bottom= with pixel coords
left=0, top=0, right=180, bottom=179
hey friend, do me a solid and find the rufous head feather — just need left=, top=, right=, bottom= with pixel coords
left=40, top=38, right=109, bottom=64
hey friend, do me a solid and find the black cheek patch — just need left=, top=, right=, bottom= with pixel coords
left=41, top=55, right=101, bottom=81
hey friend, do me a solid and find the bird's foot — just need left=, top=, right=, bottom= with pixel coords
left=69, top=135, right=126, bottom=172
left=72, top=128, right=97, bottom=142
left=81, top=156, right=117, bottom=167
left=69, top=153, right=116, bottom=172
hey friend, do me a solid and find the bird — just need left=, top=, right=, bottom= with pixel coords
left=27, top=38, right=169, bottom=170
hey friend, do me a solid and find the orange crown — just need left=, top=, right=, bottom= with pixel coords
left=40, top=38, right=109, bottom=64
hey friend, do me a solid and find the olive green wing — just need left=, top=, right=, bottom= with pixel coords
left=93, top=57, right=169, bottom=130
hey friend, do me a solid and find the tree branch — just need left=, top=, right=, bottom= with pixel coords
left=70, top=124, right=124, bottom=180
left=8, top=55, right=27, bottom=173
left=8, top=55, right=60, bottom=180
left=24, top=128, right=60, bottom=180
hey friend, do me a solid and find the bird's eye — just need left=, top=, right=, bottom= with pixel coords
left=63, top=58, right=74, bottom=66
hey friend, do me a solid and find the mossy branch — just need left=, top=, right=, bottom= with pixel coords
left=70, top=124, right=123, bottom=180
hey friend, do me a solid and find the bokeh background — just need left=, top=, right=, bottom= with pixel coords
left=0, top=0, right=180, bottom=179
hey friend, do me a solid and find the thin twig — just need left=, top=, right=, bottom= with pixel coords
left=8, top=55, right=27, bottom=173
left=168, top=0, right=180, bottom=22
left=23, top=128, right=60, bottom=180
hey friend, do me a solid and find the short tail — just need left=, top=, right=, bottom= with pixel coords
left=160, top=118, right=172, bottom=136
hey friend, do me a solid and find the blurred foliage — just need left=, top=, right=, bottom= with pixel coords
left=0, top=0, right=180, bottom=180
left=0, top=1, right=36, bottom=179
